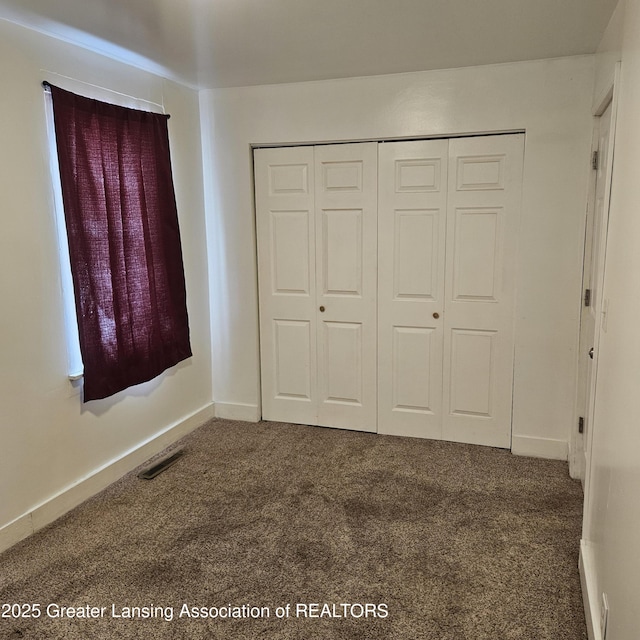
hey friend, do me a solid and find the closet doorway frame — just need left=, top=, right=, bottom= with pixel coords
left=251, top=129, right=527, bottom=448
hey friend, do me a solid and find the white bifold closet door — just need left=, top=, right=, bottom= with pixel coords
left=254, top=143, right=378, bottom=432
left=377, top=139, right=448, bottom=440
left=255, top=134, right=523, bottom=448
left=378, top=134, right=524, bottom=448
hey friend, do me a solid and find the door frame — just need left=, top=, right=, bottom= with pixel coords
left=571, top=64, right=620, bottom=484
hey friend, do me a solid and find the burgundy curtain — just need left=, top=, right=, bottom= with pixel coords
left=49, top=85, right=192, bottom=402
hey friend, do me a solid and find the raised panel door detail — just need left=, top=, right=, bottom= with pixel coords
left=273, top=320, right=312, bottom=400
left=270, top=210, right=310, bottom=295
left=452, top=208, right=503, bottom=302
left=394, top=209, right=439, bottom=300
left=443, top=134, right=523, bottom=449
left=395, top=159, right=440, bottom=192
left=256, top=146, right=316, bottom=425
left=322, top=321, right=362, bottom=405
left=378, top=138, right=448, bottom=439
left=321, top=161, right=363, bottom=192
left=269, top=163, right=309, bottom=194
left=449, top=329, right=496, bottom=417
left=314, top=142, right=377, bottom=432
left=321, top=209, right=363, bottom=296
left=456, top=155, right=505, bottom=191
left=392, top=326, right=434, bottom=413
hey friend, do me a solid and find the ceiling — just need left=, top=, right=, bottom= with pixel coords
left=0, top=0, right=619, bottom=89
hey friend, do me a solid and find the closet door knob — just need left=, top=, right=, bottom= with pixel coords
left=319, top=306, right=325, bottom=312
left=433, top=312, right=440, bottom=319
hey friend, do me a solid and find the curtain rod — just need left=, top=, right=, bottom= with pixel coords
left=41, top=80, right=169, bottom=118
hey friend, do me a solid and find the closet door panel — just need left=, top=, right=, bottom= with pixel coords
left=443, top=134, right=524, bottom=448
left=255, top=146, right=318, bottom=424
left=378, top=140, right=448, bottom=438
left=315, top=143, right=378, bottom=431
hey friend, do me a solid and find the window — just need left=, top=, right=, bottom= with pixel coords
left=46, top=83, right=191, bottom=402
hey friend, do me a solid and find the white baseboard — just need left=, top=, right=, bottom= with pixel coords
left=0, top=402, right=215, bottom=555
left=0, top=513, right=33, bottom=555
left=214, top=402, right=260, bottom=422
left=511, top=434, right=568, bottom=460
left=579, top=540, right=601, bottom=640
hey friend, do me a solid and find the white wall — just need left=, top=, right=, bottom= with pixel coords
left=581, top=0, right=640, bottom=637
left=200, top=56, right=595, bottom=456
left=593, top=0, right=625, bottom=107
left=0, top=19, right=212, bottom=547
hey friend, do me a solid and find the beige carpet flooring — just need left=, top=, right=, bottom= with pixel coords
left=0, top=418, right=587, bottom=639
